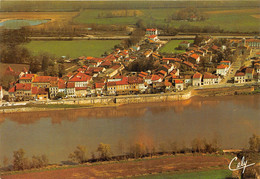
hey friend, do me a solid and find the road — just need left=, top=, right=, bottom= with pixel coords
left=29, top=35, right=258, bottom=40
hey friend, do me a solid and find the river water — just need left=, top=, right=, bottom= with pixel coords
left=0, top=19, right=50, bottom=29
left=0, top=95, right=259, bottom=164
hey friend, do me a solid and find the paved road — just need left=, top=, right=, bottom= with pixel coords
left=221, top=55, right=242, bottom=84
left=29, top=35, right=258, bottom=40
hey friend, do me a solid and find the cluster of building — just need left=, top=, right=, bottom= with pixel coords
left=2, top=29, right=260, bottom=101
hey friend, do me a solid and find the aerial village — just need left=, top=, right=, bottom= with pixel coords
left=1, top=29, right=260, bottom=103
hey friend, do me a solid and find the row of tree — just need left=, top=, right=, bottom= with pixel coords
left=4, top=134, right=259, bottom=171
left=12, top=149, right=48, bottom=171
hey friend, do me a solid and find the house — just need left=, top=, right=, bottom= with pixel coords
left=106, top=82, right=117, bottom=95
left=203, top=73, right=219, bottom=85
left=164, top=80, right=173, bottom=91
left=234, top=72, right=245, bottom=83
left=146, top=28, right=158, bottom=36
left=19, top=74, right=37, bottom=83
left=15, top=83, right=32, bottom=100
left=128, top=76, right=145, bottom=94
left=144, top=49, right=153, bottom=58
left=106, top=64, right=124, bottom=78
left=49, top=81, right=59, bottom=99
left=69, top=72, right=92, bottom=88
left=8, top=86, right=16, bottom=100
left=189, top=54, right=200, bottom=64
left=246, top=39, right=260, bottom=48
left=95, top=82, right=106, bottom=95
left=148, top=35, right=159, bottom=42
left=66, top=83, right=76, bottom=98
left=75, top=87, right=88, bottom=97
left=216, top=64, right=229, bottom=76
left=151, top=74, right=163, bottom=83
left=184, top=75, right=192, bottom=87
left=175, top=80, right=184, bottom=91
left=33, top=76, right=58, bottom=88
left=220, top=61, right=231, bottom=67
left=34, top=87, right=48, bottom=101
left=245, top=68, right=254, bottom=81
left=192, top=72, right=202, bottom=86
left=254, top=63, right=260, bottom=74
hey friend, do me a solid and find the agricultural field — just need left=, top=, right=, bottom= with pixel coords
left=1, top=155, right=231, bottom=179
left=73, top=7, right=260, bottom=33
left=135, top=169, right=233, bottom=179
left=23, top=40, right=121, bottom=58
left=159, top=40, right=194, bottom=54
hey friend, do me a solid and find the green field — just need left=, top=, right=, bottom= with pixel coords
left=134, top=169, right=233, bottom=179
left=23, top=40, right=121, bottom=58
left=159, top=40, right=194, bottom=54
left=74, top=7, right=260, bottom=32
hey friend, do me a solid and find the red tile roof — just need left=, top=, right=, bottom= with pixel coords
left=37, top=88, right=48, bottom=94
left=16, top=83, right=31, bottom=91
left=146, top=28, right=157, bottom=31
left=58, top=79, right=66, bottom=89
left=203, top=72, right=218, bottom=79
left=217, top=64, right=229, bottom=69
left=193, top=72, right=202, bottom=79
left=190, top=54, right=200, bottom=59
left=162, top=58, right=182, bottom=62
left=33, top=76, right=58, bottom=83
left=8, top=86, right=15, bottom=93
left=67, top=83, right=75, bottom=88
left=175, top=80, right=183, bottom=84
left=69, top=73, right=92, bottom=82
left=31, top=87, right=38, bottom=94
left=235, top=72, right=245, bottom=76
left=245, top=68, right=254, bottom=74
left=128, top=76, right=143, bottom=84
left=151, top=74, right=161, bottom=81
left=20, top=74, right=35, bottom=80
left=95, top=82, right=105, bottom=89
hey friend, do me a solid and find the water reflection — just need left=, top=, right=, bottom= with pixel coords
left=0, top=95, right=259, bottom=164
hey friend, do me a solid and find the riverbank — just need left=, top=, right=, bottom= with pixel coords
left=0, top=85, right=256, bottom=114
left=0, top=154, right=234, bottom=179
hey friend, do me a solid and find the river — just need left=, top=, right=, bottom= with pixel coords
left=0, top=95, right=259, bottom=164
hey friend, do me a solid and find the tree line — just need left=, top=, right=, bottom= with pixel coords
left=2, top=134, right=259, bottom=172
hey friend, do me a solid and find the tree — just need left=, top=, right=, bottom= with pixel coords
left=69, top=145, right=88, bottom=164
left=136, top=19, right=145, bottom=29
left=96, top=143, right=112, bottom=160
left=249, top=134, right=260, bottom=152
left=55, top=92, right=66, bottom=99
left=31, top=155, right=48, bottom=168
left=191, top=138, right=203, bottom=153
left=129, top=142, right=146, bottom=158
left=41, top=56, right=49, bottom=71
left=13, top=148, right=30, bottom=171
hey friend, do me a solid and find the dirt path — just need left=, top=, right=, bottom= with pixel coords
left=1, top=155, right=230, bottom=179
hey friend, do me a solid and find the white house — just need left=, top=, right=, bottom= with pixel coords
left=216, top=64, right=229, bottom=76
left=146, top=28, right=158, bottom=36
left=192, top=72, right=202, bottom=86
left=234, top=72, right=245, bottom=83
left=203, top=73, right=219, bottom=85
left=175, top=80, right=184, bottom=91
